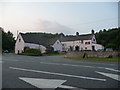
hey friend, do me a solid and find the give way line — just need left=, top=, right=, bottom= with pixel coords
left=9, top=67, right=106, bottom=82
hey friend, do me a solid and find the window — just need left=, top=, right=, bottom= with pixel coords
left=88, top=42, right=90, bottom=44
left=57, top=42, right=59, bottom=44
left=85, top=47, right=87, bottom=50
left=93, top=39, right=96, bottom=41
left=19, top=38, right=21, bottom=42
left=85, top=42, right=90, bottom=44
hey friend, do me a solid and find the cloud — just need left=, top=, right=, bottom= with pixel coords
left=35, top=19, right=74, bottom=34
left=2, top=18, right=74, bottom=37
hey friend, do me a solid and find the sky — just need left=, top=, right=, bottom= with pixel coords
left=0, top=0, right=118, bottom=37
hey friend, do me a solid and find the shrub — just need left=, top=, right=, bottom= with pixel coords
left=53, top=51, right=59, bottom=54
left=21, top=48, right=42, bottom=56
left=45, top=47, right=54, bottom=54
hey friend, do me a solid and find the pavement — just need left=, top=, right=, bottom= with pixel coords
left=2, top=54, right=120, bottom=90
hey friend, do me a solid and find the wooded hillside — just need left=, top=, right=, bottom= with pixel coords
left=95, top=28, right=120, bottom=50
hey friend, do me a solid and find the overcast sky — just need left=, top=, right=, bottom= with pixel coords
left=0, top=1, right=118, bottom=37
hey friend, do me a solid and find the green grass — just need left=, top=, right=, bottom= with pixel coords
left=48, top=53, right=65, bottom=56
left=64, top=57, right=120, bottom=62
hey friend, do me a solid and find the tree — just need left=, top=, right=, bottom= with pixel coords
left=2, top=28, right=15, bottom=52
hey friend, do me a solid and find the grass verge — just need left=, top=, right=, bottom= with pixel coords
left=64, top=57, right=120, bottom=62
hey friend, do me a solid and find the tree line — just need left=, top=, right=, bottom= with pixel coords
left=1, top=27, right=120, bottom=52
left=95, top=28, right=120, bottom=51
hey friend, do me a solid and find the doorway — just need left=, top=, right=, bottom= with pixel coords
left=92, top=46, right=95, bottom=51
left=75, top=46, right=79, bottom=51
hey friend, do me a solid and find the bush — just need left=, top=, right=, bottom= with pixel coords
left=45, top=47, right=54, bottom=54
left=21, top=48, right=42, bottom=56
left=53, top=51, right=59, bottom=54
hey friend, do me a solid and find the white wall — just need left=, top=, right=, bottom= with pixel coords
left=39, top=45, right=46, bottom=53
left=92, top=43, right=104, bottom=51
left=25, top=43, right=46, bottom=53
left=62, top=41, right=74, bottom=51
left=25, top=43, right=39, bottom=49
left=15, top=34, right=25, bottom=54
left=61, top=40, right=93, bottom=51
left=52, top=40, right=63, bottom=51
left=82, top=40, right=92, bottom=50
left=15, top=34, right=47, bottom=54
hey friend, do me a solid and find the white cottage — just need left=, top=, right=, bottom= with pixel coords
left=60, top=33, right=104, bottom=51
left=15, top=33, right=62, bottom=54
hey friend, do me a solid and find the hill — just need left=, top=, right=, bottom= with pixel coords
left=95, top=28, right=120, bottom=50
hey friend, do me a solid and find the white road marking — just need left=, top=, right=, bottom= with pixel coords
left=40, top=62, right=98, bottom=68
left=44, top=62, right=95, bottom=69
left=40, top=62, right=115, bottom=70
left=19, top=77, right=77, bottom=89
left=9, top=67, right=106, bottom=81
left=105, top=68, right=120, bottom=73
left=96, top=71, right=120, bottom=81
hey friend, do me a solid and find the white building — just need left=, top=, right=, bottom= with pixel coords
left=15, top=32, right=104, bottom=54
left=15, top=33, right=62, bottom=54
left=60, top=33, right=104, bottom=51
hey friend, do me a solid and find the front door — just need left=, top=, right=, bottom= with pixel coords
left=75, top=46, right=79, bottom=51
left=92, top=46, right=95, bottom=51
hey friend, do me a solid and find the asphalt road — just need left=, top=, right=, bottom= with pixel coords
left=2, top=54, right=120, bottom=90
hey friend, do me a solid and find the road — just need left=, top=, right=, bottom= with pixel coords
left=2, top=54, right=120, bottom=90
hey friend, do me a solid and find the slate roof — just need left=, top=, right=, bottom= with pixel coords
left=20, top=33, right=93, bottom=47
left=60, top=34, right=93, bottom=42
left=20, top=33, right=57, bottom=47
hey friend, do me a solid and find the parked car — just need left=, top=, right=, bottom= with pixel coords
left=106, top=48, right=113, bottom=51
left=3, top=50, right=9, bottom=53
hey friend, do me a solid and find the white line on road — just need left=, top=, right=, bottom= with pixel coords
left=9, top=67, right=106, bottom=82
left=105, top=68, right=120, bottom=73
left=40, top=62, right=118, bottom=71
left=96, top=71, right=120, bottom=81
left=40, top=62, right=99, bottom=68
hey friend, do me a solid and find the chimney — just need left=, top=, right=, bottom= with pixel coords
left=76, top=32, right=79, bottom=36
left=91, top=29, right=94, bottom=34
